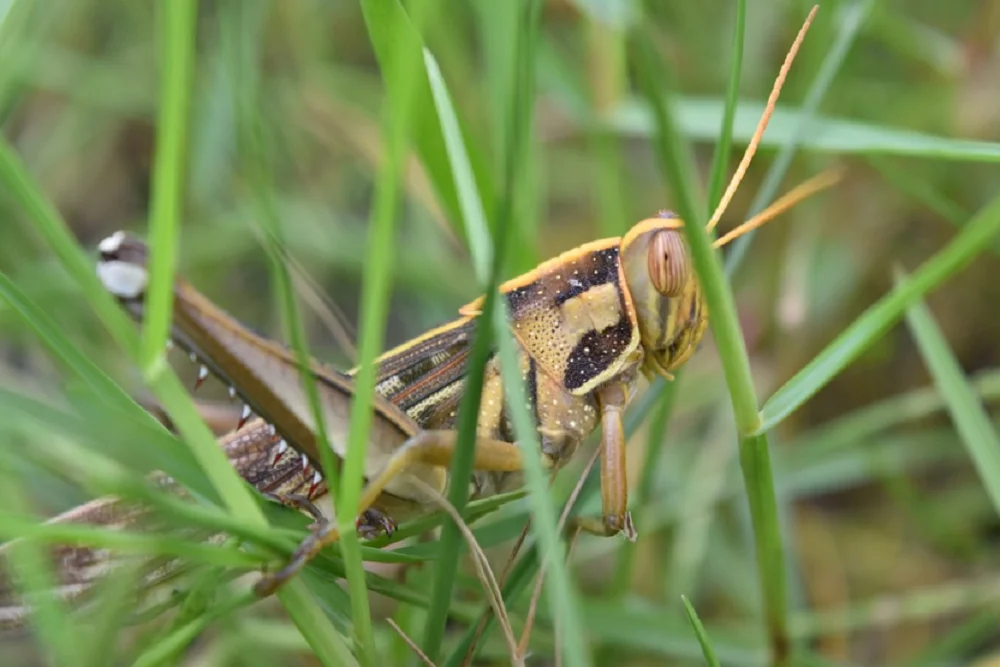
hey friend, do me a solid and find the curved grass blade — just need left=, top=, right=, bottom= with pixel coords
left=705, top=0, right=746, bottom=216
left=900, top=272, right=1000, bottom=517
left=359, top=0, right=494, bottom=242
left=140, top=0, right=198, bottom=375
left=424, top=3, right=590, bottom=664
left=0, top=270, right=145, bottom=414
left=758, top=192, right=1000, bottom=433
left=421, top=48, right=506, bottom=665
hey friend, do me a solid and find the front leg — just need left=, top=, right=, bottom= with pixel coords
left=572, top=381, right=637, bottom=541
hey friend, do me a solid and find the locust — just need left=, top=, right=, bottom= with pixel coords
left=0, top=6, right=831, bottom=625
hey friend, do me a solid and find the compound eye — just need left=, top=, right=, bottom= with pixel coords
left=648, top=230, right=689, bottom=297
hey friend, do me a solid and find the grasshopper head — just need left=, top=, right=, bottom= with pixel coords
left=619, top=212, right=709, bottom=379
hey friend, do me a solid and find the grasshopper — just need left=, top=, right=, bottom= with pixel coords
left=1, top=7, right=831, bottom=620
left=0, top=155, right=832, bottom=625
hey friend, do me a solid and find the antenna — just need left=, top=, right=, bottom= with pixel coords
left=712, top=167, right=842, bottom=248
left=704, top=5, right=820, bottom=234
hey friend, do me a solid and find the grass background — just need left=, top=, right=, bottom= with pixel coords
left=1, top=0, right=1000, bottom=665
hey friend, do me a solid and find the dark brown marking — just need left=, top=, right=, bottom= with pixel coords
left=505, top=248, right=622, bottom=314
left=564, top=317, right=634, bottom=391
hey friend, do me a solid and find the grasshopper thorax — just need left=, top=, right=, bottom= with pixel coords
left=619, top=212, right=709, bottom=379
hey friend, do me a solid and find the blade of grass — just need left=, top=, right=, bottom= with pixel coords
left=420, top=46, right=507, bottom=667
left=632, top=9, right=795, bottom=662
left=681, top=595, right=723, bottom=667
left=323, top=1, right=437, bottom=663
left=424, top=2, right=590, bottom=664
left=758, top=191, right=1000, bottom=433
left=610, top=95, right=1000, bottom=164
left=218, top=7, right=372, bottom=655
left=900, top=270, right=1000, bottom=517
left=0, top=270, right=145, bottom=414
left=485, top=0, right=592, bottom=661
left=359, top=0, right=494, bottom=244
left=140, top=0, right=197, bottom=375
left=704, top=0, right=746, bottom=216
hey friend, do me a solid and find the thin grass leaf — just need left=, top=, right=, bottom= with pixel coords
left=420, top=45, right=505, bottom=666
left=608, top=95, right=1000, bottom=164
left=424, top=3, right=590, bottom=664
left=681, top=595, right=723, bottom=667
left=359, top=0, right=494, bottom=242
left=484, top=1, right=593, bottom=662
left=141, top=0, right=197, bottom=374
left=632, top=13, right=789, bottom=662
left=900, top=273, right=1000, bottom=516
left=320, top=2, right=440, bottom=663
left=0, top=270, right=145, bottom=414
left=758, top=192, right=1000, bottom=433
left=705, top=0, right=746, bottom=216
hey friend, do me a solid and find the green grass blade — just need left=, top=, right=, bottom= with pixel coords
left=420, top=45, right=502, bottom=666
left=359, top=0, right=493, bottom=241
left=632, top=24, right=757, bottom=434
left=608, top=95, right=1000, bottom=163
left=0, top=269, right=143, bottom=413
left=140, top=0, right=198, bottom=374
left=901, top=273, right=1000, bottom=517
left=332, top=2, right=436, bottom=663
left=758, top=192, right=1000, bottom=433
left=424, top=2, right=590, bottom=663
left=633, top=17, right=788, bottom=662
left=681, top=595, right=722, bottom=667
left=704, top=0, right=745, bottom=216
